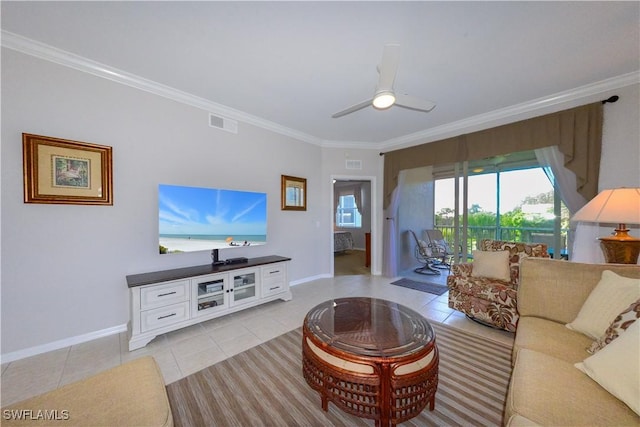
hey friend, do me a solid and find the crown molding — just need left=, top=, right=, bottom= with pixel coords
left=1, top=31, right=324, bottom=146
left=3, top=30, right=637, bottom=152
left=377, top=71, right=640, bottom=152
left=321, top=139, right=378, bottom=149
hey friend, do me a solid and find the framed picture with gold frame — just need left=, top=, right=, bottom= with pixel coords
left=23, top=133, right=113, bottom=205
left=281, top=175, right=306, bottom=211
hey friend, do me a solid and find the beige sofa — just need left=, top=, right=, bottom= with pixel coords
left=505, top=258, right=640, bottom=426
left=1, top=356, right=173, bottom=426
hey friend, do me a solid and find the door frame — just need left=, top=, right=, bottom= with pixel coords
left=330, top=175, right=378, bottom=276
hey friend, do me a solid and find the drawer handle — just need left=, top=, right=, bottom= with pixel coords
left=158, top=313, right=177, bottom=320
left=269, top=286, right=280, bottom=291
left=158, top=291, right=177, bottom=297
left=269, top=270, right=280, bottom=274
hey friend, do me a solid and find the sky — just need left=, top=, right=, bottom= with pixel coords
left=434, top=168, right=554, bottom=214
left=159, top=184, right=267, bottom=236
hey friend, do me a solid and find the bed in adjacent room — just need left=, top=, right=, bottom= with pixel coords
left=334, top=231, right=354, bottom=252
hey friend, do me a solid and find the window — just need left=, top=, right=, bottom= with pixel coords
left=433, top=150, right=569, bottom=259
left=336, top=195, right=362, bottom=228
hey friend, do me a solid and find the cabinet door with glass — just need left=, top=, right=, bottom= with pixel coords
left=192, top=273, right=229, bottom=317
left=230, top=268, right=259, bottom=307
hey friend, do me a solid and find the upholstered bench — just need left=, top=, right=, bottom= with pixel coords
left=1, top=356, right=173, bottom=426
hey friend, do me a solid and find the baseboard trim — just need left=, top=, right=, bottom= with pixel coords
left=4, top=273, right=373, bottom=363
left=290, top=274, right=332, bottom=287
left=1, top=324, right=128, bottom=364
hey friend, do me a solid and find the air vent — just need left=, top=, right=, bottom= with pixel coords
left=345, top=159, right=362, bottom=170
left=209, top=113, right=238, bottom=134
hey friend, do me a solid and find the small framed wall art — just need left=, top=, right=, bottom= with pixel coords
left=281, top=175, right=306, bottom=211
left=22, top=133, right=113, bottom=205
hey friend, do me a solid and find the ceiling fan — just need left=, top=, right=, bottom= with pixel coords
left=332, top=44, right=436, bottom=118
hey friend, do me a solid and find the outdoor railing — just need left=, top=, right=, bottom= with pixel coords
left=433, top=225, right=568, bottom=259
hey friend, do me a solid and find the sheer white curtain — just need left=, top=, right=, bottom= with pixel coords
left=382, top=171, right=406, bottom=277
left=353, top=184, right=362, bottom=212
left=534, top=146, right=601, bottom=262
left=535, top=146, right=587, bottom=213
left=571, top=224, right=606, bottom=263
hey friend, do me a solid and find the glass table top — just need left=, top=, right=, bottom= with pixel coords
left=304, top=297, right=434, bottom=357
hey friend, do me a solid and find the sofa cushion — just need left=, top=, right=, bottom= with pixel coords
left=513, top=317, right=593, bottom=365
left=471, top=249, right=510, bottom=281
left=518, top=258, right=640, bottom=325
left=1, top=356, right=173, bottom=427
left=506, top=349, right=639, bottom=426
left=576, top=320, right=640, bottom=416
left=566, top=270, right=640, bottom=339
left=588, top=297, right=640, bottom=354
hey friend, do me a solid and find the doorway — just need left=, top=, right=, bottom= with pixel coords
left=332, top=177, right=374, bottom=276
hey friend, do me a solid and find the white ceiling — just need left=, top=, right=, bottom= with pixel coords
left=2, top=1, right=638, bottom=150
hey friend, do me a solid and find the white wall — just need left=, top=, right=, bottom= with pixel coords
left=397, top=167, right=435, bottom=272
left=600, top=84, right=640, bottom=189
left=585, top=83, right=640, bottom=263
left=1, top=49, right=329, bottom=357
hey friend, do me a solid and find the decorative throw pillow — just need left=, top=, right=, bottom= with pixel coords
left=588, top=297, right=640, bottom=354
left=471, top=250, right=511, bottom=282
left=575, top=320, right=640, bottom=416
left=566, top=270, right=640, bottom=340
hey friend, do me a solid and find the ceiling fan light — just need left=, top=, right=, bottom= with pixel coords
left=373, top=91, right=396, bottom=109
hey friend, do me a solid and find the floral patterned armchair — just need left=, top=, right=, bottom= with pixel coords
left=447, top=239, right=549, bottom=332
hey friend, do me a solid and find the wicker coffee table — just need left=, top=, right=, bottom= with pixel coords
left=302, top=297, right=438, bottom=427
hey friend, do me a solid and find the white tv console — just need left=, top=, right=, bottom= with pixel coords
left=126, top=255, right=291, bottom=351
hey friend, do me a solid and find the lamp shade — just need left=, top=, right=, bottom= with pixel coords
left=571, top=188, right=640, bottom=225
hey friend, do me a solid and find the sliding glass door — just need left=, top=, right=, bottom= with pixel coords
left=434, top=151, right=569, bottom=260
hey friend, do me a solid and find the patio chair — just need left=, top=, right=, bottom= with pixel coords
left=424, top=229, right=458, bottom=271
left=408, top=230, right=441, bottom=275
left=446, top=239, right=549, bottom=331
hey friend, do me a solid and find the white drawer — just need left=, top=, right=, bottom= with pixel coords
left=141, top=301, right=189, bottom=332
left=261, top=263, right=286, bottom=297
left=262, top=277, right=284, bottom=297
left=140, top=280, right=189, bottom=310
left=262, top=263, right=285, bottom=280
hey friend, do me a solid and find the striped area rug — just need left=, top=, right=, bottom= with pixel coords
left=166, top=323, right=513, bottom=426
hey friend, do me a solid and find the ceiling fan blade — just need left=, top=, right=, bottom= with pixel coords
left=331, top=99, right=373, bottom=118
left=395, top=93, right=436, bottom=113
left=377, top=44, right=400, bottom=91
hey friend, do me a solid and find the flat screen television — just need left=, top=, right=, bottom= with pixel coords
left=158, top=184, right=267, bottom=260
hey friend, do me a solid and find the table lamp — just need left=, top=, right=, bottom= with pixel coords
left=571, top=188, right=640, bottom=264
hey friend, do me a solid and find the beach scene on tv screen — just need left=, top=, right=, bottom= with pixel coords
left=159, top=184, right=267, bottom=254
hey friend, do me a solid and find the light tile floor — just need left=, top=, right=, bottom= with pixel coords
left=1, top=272, right=514, bottom=407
